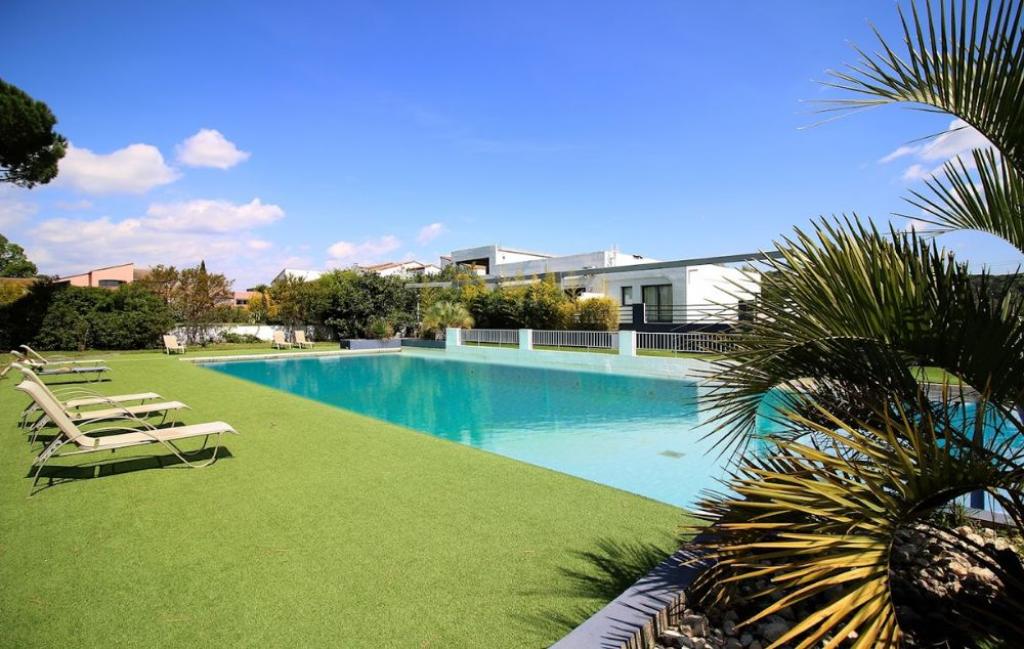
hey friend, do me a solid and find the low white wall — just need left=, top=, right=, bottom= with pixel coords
left=170, top=323, right=322, bottom=344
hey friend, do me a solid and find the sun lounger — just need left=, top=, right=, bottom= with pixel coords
left=9, top=351, right=109, bottom=380
left=12, top=363, right=163, bottom=429
left=13, top=364, right=188, bottom=442
left=16, top=380, right=237, bottom=495
left=272, top=331, right=295, bottom=349
left=163, top=335, right=186, bottom=354
left=20, top=345, right=105, bottom=366
left=293, top=330, right=315, bottom=349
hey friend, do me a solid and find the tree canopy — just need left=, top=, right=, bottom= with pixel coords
left=0, top=78, right=66, bottom=188
left=0, top=234, right=37, bottom=277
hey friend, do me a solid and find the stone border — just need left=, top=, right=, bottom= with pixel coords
left=551, top=545, right=711, bottom=649
left=180, top=348, right=402, bottom=364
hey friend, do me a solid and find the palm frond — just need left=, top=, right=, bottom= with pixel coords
left=704, top=217, right=1024, bottom=454
left=901, top=148, right=1024, bottom=253
left=690, top=396, right=1024, bottom=648
left=820, top=0, right=1024, bottom=172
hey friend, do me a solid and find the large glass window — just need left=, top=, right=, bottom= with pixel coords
left=642, top=284, right=673, bottom=322
left=620, top=286, right=633, bottom=305
left=98, top=279, right=125, bottom=289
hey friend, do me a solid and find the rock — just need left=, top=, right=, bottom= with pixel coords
left=967, top=565, right=997, bottom=585
left=691, top=639, right=707, bottom=649
left=724, top=639, right=743, bottom=649
left=760, top=618, right=790, bottom=644
left=722, top=619, right=737, bottom=637
left=738, top=633, right=754, bottom=647
left=723, top=610, right=739, bottom=623
left=748, top=642, right=763, bottom=649
left=681, top=613, right=709, bottom=637
left=948, top=560, right=969, bottom=578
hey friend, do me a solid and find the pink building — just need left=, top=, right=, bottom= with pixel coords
left=56, top=263, right=142, bottom=289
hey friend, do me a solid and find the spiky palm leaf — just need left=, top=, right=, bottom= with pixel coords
left=705, top=217, right=1024, bottom=454
left=821, top=0, right=1024, bottom=249
left=691, top=396, right=1024, bottom=649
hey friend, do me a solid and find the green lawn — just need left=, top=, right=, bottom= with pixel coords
left=0, top=351, right=684, bottom=648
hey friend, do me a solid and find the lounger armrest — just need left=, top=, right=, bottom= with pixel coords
left=78, top=411, right=160, bottom=430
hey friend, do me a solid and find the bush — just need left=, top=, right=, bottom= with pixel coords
left=571, top=297, right=619, bottom=331
left=2, top=282, right=173, bottom=351
left=220, top=332, right=261, bottom=344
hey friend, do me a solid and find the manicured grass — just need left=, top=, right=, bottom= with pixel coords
left=0, top=352, right=685, bottom=648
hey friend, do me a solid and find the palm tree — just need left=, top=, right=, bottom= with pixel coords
left=420, top=300, right=474, bottom=339
left=692, top=2, right=1024, bottom=646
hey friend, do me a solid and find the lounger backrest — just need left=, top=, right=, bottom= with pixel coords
left=273, top=331, right=286, bottom=343
left=294, top=331, right=307, bottom=344
left=164, top=335, right=179, bottom=348
left=20, top=345, right=47, bottom=364
left=12, top=365, right=63, bottom=408
left=15, top=381, right=85, bottom=443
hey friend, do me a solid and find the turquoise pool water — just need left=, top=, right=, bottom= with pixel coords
left=204, top=353, right=729, bottom=508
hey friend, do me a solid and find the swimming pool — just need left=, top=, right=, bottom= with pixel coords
left=204, top=352, right=730, bottom=508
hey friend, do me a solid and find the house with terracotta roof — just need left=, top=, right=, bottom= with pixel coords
left=55, top=262, right=147, bottom=289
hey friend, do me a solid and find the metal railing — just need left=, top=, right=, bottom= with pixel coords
left=618, top=303, right=751, bottom=325
left=460, top=328, right=520, bottom=346
left=636, top=331, right=736, bottom=354
left=532, top=329, right=616, bottom=350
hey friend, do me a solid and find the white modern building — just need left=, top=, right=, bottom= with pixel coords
left=272, top=268, right=325, bottom=283
left=358, top=260, right=441, bottom=278
left=418, top=244, right=770, bottom=329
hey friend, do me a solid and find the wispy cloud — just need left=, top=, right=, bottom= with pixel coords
left=326, top=235, right=401, bottom=267
left=25, top=197, right=285, bottom=282
left=417, top=222, right=444, bottom=245
left=0, top=187, right=37, bottom=228
left=879, top=119, right=994, bottom=182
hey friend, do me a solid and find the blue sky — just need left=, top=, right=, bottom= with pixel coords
left=3, top=1, right=1022, bottom=288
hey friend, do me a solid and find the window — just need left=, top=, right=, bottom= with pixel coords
left=97, top=279, right=125, bottom=289
left=620, top=286, right=633, bottom=305
left=642, top=284, right=673, bottom=322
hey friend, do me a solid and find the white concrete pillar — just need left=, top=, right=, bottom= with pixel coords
left=617, top=330, right=636, bottom=356
left=518, top=329, right=533, bottom=351
left=446, top=328, right=462, bottom=347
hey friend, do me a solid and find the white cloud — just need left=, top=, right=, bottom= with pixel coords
left=58, top=143, right=180, bottom=194
left=176, top=129, right=251, bottom=169
left=54, top=199, right=94, bottom=211
left=880, top=119, right=995, bottom=182
left=326, top=235, right=401, bottom=266
left=0, top=187, right=37, bottom=228
left=145, top=198, right=284, bottom=233
left=25, top=197, right=286, bottom=287
left=901, top=164, right=932, bottom=182
left=417, top=222, right=444, bottom=244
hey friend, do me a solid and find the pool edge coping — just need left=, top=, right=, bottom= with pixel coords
left=180, top=348, right=403, bottom=363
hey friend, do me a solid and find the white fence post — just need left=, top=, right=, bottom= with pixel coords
left=519, top=329, right=533, bottom=351
left=617, top=330, right=636, bottom=356
left=446, top=328, right=462, bottom=347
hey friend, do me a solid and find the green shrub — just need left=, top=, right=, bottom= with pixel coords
left=2, top=282, right=173, bottom=350
left=365, top=317, right=394, bottom=340
left=571, top=297, right=619, bottom=331
left=220, top=332, right=261, bottom=344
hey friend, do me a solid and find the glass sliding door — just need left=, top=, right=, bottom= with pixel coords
left=642, top=284, right=673, bottom=322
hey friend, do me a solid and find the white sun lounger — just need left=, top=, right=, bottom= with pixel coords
left=272, top=331, right=295, bottom=349
left=16, top=380, right=237, bottom=496
left=13, top=365, right=188, bottom=441
left=13, top=363, right=164, bottom=429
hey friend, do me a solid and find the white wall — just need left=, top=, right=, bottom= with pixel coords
left=170, top=323, right=322, bottom=343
